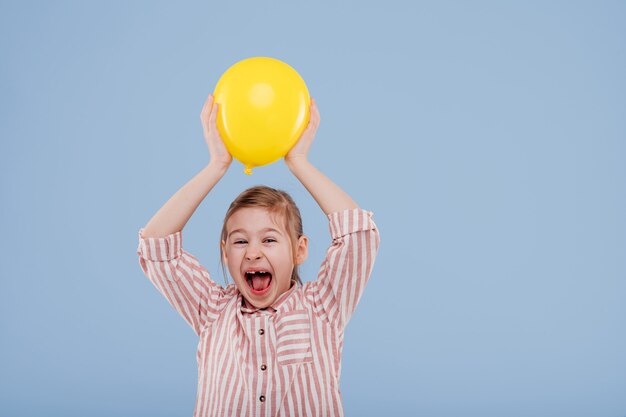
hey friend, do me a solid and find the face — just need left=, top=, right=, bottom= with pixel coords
left=221, top=207, right=308, bottom=309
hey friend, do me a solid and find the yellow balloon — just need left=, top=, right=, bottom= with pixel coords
left=213, top=57, right=310, bottom=174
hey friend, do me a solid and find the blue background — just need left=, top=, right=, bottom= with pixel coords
left=1, top=1, right=625, bottom=416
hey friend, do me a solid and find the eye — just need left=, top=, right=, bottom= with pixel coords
left=233, top=239, right=247, bottom=245
left=264, top=237, right=277, bottom=243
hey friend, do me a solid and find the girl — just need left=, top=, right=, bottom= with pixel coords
left=137, top=93, right=380, bottom=417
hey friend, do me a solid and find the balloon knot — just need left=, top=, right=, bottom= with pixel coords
left=244, top=167, right=253, bottom=175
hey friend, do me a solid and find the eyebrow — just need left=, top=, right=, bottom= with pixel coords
left=228, top=227, right=283, bottom=239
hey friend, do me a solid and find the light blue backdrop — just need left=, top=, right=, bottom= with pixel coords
left=1, top=1, right=624, bottom=416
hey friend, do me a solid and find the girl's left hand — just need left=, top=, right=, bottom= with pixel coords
left=285, top=98, right=320, bottom=163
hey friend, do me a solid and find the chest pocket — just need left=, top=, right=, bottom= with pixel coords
left=274, top=309, right=313, bottom=366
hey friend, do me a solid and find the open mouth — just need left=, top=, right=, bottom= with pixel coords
left=245, top=271, right=273, bottom=295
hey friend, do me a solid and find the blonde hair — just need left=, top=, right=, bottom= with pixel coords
left=220, top=185, right=304, bottom=286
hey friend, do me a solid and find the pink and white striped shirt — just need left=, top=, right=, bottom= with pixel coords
left=137, top=208, right=379, bottom=417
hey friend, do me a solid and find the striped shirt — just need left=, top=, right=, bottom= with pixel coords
left=136, top=208, right=379, bottom=417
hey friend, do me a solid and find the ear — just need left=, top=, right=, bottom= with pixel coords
left=221, top=240, right=228, bottom=263
left=295, top=235, right=309, bottom=265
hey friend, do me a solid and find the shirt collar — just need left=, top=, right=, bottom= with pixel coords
left=239, top=283, right=298, bottom=314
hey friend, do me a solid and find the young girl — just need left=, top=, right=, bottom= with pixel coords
left=137, top=93, right=380, bottom=417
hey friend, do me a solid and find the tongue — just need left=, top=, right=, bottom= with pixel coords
left=252, top=275, right=271, bottom=291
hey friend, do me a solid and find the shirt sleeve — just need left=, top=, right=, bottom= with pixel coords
left=310, top=208, right=380, bottom=330
left=136, top=228, right=229, bottom=336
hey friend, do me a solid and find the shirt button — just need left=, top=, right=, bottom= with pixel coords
left=260, top=364, right=267, bottom=371
left=258, top=329, right=265, bottom=335
left=259, top=395, right=266, bottom=402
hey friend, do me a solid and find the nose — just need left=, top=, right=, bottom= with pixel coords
left=245, top=245, right=263, bottom=261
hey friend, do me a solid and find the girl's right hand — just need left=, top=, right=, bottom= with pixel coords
left=200, top=93, right=232, bottom=169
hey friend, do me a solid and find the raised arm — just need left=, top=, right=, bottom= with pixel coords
left=137, top=93, right=235, bottom=335
left=141, top=94, right=232, bottom=238
left=284, top=99, right=358, bottom=215
left=286, top=99, right=379, bottom=329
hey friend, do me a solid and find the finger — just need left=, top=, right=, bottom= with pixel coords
left=308, top=108, right=320, bottom=128
left=304, top=118, right=318, bottom=134
left=203, top=93, right=213, bottom=110
left=208, top=102, right=219, bottom=127
left=309, top=98, right=320, bottom=119
left=201, top=94, right=214, bottom=118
